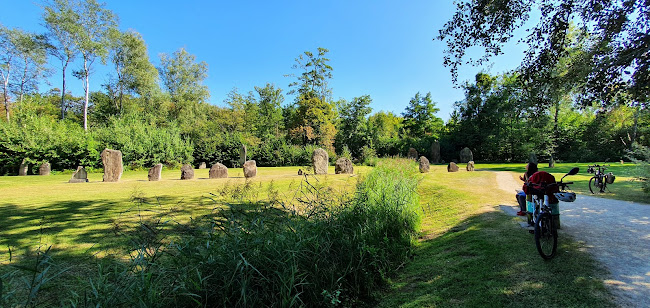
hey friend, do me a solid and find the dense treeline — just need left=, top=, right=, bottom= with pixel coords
left=1, top=0, right=648, bottom=176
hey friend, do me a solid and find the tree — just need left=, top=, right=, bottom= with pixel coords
left=287, top=47, right=337, bottom=149
left=13, top=32, right=49, bottom=104
left=69, top=0, right=118, bottom=130
left=402, top=92, right=443, bottom=137
left=159, top=47, right=209, bottom=124
left=437, top=0, right=649, bottom=106
left=107, top=30, right=159, bottom=114
left=254, top=83, right=284, bottom=138
left=0, top=25, right=20, bottom=121
left=43, top=0, right=79, bottom=120
left=336, top=95, right=372, bottom=158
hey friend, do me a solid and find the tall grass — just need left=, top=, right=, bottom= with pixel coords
left=3, top=159, right=421, bottom=307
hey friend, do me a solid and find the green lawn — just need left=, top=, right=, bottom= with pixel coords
left=0, top=163, right=621, bottom=306
left=0, top=166, right=371, bottom=259
left=478, top=162, right=649, bottom=204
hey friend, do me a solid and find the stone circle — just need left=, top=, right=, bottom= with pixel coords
left=448, top=162, right=459, bottom=172
left=148, top=164, right=163, bottom=181
left=209, top=163, right=228, bottom=179
left=419, top=156, right=430, bottom=173
left=181, top=164, right=194, bottom=180
left=243, top=160, right=257, bottom=178
left=312, top=148, right=329, bottom=175
left=101, top=148, right=123, bottom=182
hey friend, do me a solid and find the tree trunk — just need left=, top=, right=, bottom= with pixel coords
left=630, top=104, right=640, bottom=149
left=2, top=65, right=10, bottom=121
left=83, top=58, right=89, bottom=131
left=19, top=57, right=28, bottom=103
left=61, top=61, right=68, bottom=120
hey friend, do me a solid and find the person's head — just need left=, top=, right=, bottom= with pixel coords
left=527, top=163, right=538, bottom=175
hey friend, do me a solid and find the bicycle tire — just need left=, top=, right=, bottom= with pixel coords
left=535, top=212, right=557, bottom=259
left=589, top=176, right=600, bottom=194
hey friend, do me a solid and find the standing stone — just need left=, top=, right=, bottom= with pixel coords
left=430, top=141, right=441, bottom=163
left=209, top=163, right=228, bottom=179
left=548, top=155, right=555, bottom=168
left=312, top=148, right=329, bottom=175
left=447, top=162, right=459, bottom=172
left=419, top=156, right=430, bottom=173
left=529, top=152, right=538, bottom=164
left=466, top=161, right=475, bottom=171
left=459, top=147, right=473, bottom=163
left=298, top=169, right=303, bottom=175
left=148, top=164, right=163, bottom=181
left=243, top=160, right=257, bottom=178
left=407, top=148, right=418, bottom=160
left=39, top=162, right=51, bottom=176
left=69, top=166, right=89, bottom=183
left=620, top=160, right=625, bottom=165
left=240, top=145, right=247, bottom=167
left=19, top=158, right=28, bottom=176
left=101, top=149, right=123, bottom=182
left=335, top=157, right=354, bottom=174
left=181, top=164, right=194, bottom=180
left=199, top=162, right=207, bottom=169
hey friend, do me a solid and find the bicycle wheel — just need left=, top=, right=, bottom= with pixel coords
left=589, top=176, right=601, bottom=194
left=535, top=212, right=557, bottom=259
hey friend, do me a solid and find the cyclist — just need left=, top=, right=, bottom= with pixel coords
left=516, top=163, right=538, bottom=216
left=523, top=170, right=559, bottom=224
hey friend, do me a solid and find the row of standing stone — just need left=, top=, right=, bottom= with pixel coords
left=65, top=147, right=354, bottom=183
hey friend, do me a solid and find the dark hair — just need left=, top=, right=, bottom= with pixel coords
left=526, top=163, right=538, bottom=177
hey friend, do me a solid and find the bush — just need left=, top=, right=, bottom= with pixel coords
left=93, top=114, right=194, bottom=169
left=0, top=117, right=97, bottom=175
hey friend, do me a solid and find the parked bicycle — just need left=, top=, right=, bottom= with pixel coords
left=526, top=167, right=579, bottom=259
left=587, top=164, right=615, bottom=194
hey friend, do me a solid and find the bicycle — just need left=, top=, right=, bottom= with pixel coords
left=526, top=167, right=579, bottom=260
left=587, top=164, right=615, bottom=194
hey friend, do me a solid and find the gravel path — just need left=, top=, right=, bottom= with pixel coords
left=495, top=172, right=650, bottom=307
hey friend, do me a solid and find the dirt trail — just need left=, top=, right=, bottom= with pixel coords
left=495, top=171, right=650, bottom=307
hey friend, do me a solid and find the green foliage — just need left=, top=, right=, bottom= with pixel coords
left=335, top=95, right=373, bottom=159
left=0, top=115, right=97, bottom=175
left=93, top=114, right=193, bottom=168
left=402, top=92, right=443, bottom=138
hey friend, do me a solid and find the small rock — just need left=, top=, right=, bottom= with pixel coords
left=407, top=148, right=418, bottom=160
left=19, top=158, right=28, bottom=176
left=240, top=145, right=247, bottom=167
left=298, top=169, right=303, bottom=175
left=419, top=156, right=430, bottom=173
left=243, top=160, right=257, bottom=178
left=181, top=164, right=194, bottom=180
left=198, top=162, right=207, bottom=169
left=448, top=162, right=459, bottom=172
left=209, top=163, right=228, bottom=179
left=460, top=147, right=473, bottom=163
left=312, top=148, right=329, bottom=175
left=148, top=164, right=163, bottom=181
left=335, top=157, right=354, bottom=174
left=466, top=161, right=475, bottom=171
left=39, top=162, right=51, bottom=176
left=69, top=166, right=89, bottom=183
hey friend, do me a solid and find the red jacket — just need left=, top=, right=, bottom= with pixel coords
left=523, top=171, right=559, bottom=203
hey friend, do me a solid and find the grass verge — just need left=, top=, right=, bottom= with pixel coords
left=378, top=165, right=615, bottom=307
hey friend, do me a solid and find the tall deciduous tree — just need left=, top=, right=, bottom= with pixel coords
left=402, top=92, right=443, bottom=137
left=159, top=47, right=209, bottom=129
left=288, top=47, right=337, bottom=149
left=108, top=30, right=159, bottom=114
left=336, top=95, right=372, bottom=157
left=254, top=83, right=284, bottom=138
left=0, top=25, right=20, bottom=121
left=43, top=0, right=79, bottom=120
left=70, top=0, right=118, bottom=130
left=437, top=0, right=649, bottom=106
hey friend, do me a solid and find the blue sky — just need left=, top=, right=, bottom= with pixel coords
left=2, top=0, right=526, bottom=121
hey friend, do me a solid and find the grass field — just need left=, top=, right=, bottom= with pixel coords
left=0, top=166, right=371, bottom=259
left=0, top=162, right=625, bottom=306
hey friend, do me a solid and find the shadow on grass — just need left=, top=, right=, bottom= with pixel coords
left=379, top=211, right=615, bottom=307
